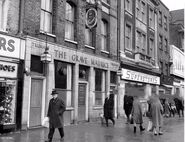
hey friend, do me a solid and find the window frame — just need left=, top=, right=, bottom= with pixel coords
left=65, top=2, right=75, bottom=41
left=85, top=27, right=93, bottom=47
left=125, top=23, right=132, bottom=51
left=0, top=0, right=8, bottom=31
left=40, top=0, right=53, bottom=33
left=101, top=19, right=108, bottom=52
left=125, top=0, right=132, bottom=14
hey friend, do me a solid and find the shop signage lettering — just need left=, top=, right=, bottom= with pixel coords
left=0, top=34, right=21, bottom=59
left=0, top=37, right=15, bottom=52
left=72, top=55, right=88, bottom=64
left=54, top=49, right=111, bottom=69
left=121, top=69, right=160, bottom=85
left=91, top=59, right=108, bottom=68
left=0, top=64, right=15, bottom=72
left=0, top=61, right=18, bottom=78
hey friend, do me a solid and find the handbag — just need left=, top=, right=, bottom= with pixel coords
left=42, top=117, right=49, bottom=128
left=146, top=111, right=151, bottom=118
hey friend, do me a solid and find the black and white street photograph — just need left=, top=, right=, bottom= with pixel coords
left=0, top=0, right=184, bottom=142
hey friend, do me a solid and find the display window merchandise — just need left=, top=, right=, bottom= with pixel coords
left=0, top=80, right=17, bottom=125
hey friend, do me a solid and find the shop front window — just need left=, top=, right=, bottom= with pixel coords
left=95, top=69, right=105, bottom=106
left=54, top=60, right=73, bottom=107
left=0, top=80, right=17, bottom=125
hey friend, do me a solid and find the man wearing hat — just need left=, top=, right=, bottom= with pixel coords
left=45, top=89, right=66, bottom=142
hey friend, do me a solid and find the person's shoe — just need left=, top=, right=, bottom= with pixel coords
left=154, top=130, right=158, bottom=135
left=140, top=126, right=145, bottom=132
left=134, top=126, right=136, bottom=133
left=45, top=140, right=52, bottom=142
left=60, top=137, right=64, bottom=142
left=159, top=131, right=163, bottom=135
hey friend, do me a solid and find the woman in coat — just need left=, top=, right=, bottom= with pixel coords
left=150, top=95, right=164, bottom=135
left=46, top=90, right=66, bottom=142
left=131, top=96, right=145, bottom=133
left=103, top=93, right=115, bottom=127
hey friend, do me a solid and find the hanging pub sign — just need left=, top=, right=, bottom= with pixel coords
left=86, top=7, right=97, bottom=29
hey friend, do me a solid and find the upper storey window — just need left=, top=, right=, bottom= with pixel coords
left=101, top=20, right=108, bottom=52
left=136, top=0, right=146, bottom=23
left=149, top=8, right=155, bottom=28
left=65, top=2, right=75, bottom=41
left=0, top=0, right=9, bottom=31
left=40, top=0, right=53, bottom=33
left=125, top=0, right=132, bottom=14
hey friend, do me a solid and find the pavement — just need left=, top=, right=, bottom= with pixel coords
left=0, top=116, right=184, bottom=142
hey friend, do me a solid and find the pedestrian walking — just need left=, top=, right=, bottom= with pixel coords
left=150, top=94, right=164, bottom=135
left=123, top=95, right=133, bottom=124
left=131, top=96, right=145, bottom=133
left=103, top=93, right=115, bottom=127
left=146, top=99, right=153, bottom=132
left=45, top=89, right=66, bottom=142
left=164, top=99, right=170, bottom=117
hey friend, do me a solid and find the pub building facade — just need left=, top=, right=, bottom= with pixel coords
left=21, top=0, right=119, bottom=129
left=21, top=37, right=119, bottom=128
left=0, top=34, right=25, bottom=132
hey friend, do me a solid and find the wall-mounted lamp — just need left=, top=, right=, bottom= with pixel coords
left=24, top=67, right=30, bottom=76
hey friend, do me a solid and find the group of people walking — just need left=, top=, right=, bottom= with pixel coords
left=44, top=89, right=184, bottom=142
left=123, top=93, right=184, bottom=135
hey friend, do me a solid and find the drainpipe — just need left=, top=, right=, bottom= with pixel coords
left=18, top=0, right=25, bottom=35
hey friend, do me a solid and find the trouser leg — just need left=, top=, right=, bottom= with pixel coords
left=58, top=127, right=64, bottom=138
left=110, top=118, right=115, bottom=125
left=48, top=127, right=55, bottom=141
left=105, top=118, right=108, bottom=127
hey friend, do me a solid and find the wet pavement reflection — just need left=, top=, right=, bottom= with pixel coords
left=0, top=116, right=184, bottom=142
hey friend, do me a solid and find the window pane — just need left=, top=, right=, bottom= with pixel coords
left=40, top=10, right=44, bottom=31
left=44, top=12, right=52, bottom=32
left=55, top=61, right=67, bottom=89
left=31, top=55, right=43, bottom=74
left=66, top=3, right=74, bottom=21
left=85, top=28, right=93, bottom=46
left=95, top=69, right=102, bottom=91
left=45, top=0, right=52, bottom=12
left=41, top=0, right=45, bottom=9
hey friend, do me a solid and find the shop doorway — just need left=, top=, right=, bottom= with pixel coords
left=78, top=83, right=88, bottom=122
left=29, top=78, right=43, bottom=127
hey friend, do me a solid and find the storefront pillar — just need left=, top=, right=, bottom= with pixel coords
left=44, top=60, right=54, bottom=115
left=117, top=76, right=124, bottom=118
left=88, top=66, right=95, bottom=121
left=21, top=44, right=31, bottom=130
left=118, top=80, right=126, bottom=117
left=73, top=63, right=79, bottom=124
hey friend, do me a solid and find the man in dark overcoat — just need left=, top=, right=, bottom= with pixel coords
left=103, top=93, right=115, bottom=127
left=45, top=89, right=66, bottom=142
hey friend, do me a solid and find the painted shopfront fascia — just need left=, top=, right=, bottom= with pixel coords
left=0, top=34, right=25, bottom=60
left=0, top=34, right=25, bottom=131
left=170, top=45, right=184, bottom=79
left=121, top=68, right=160, bottom=85
left=29, top=37, right=120, bottom=71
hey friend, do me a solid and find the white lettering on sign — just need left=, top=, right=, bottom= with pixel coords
left=0, top=34, right=20, bottom=59
left=121, top=68, right=160, bottom=85
left=0, top=61, right=18, bottom=78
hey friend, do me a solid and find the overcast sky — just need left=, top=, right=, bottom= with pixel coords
left=161, top=0, right=185, bottom=11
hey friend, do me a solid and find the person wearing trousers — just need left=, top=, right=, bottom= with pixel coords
left=45, top=89, right=66, bottom=142
left=103, top=93, right=115, bottom=127
left=124, top=95, right=133, bottom=123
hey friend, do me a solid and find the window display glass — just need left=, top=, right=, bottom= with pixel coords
left=0, top=80, right=17, bottom=125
